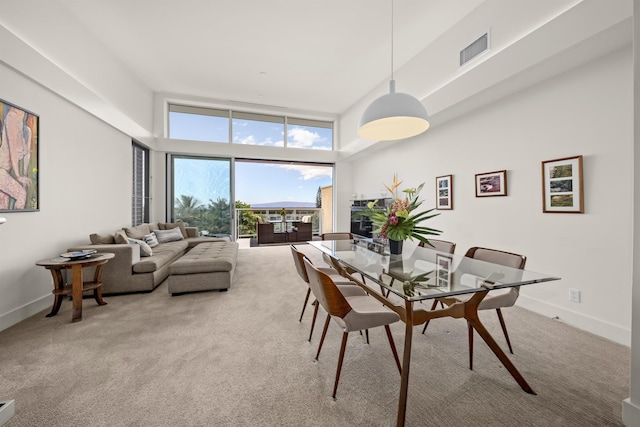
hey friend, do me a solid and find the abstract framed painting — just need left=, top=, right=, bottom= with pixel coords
left=0, top=99, right=39, bottom=212
left=542, top=155, right=584, bottom=213
left=475, top=170, right=507, bottom=197
left=435, top=175, right=453, bottom=210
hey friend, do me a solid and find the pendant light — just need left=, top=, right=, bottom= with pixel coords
left=358, top=0, right=430, bottom=141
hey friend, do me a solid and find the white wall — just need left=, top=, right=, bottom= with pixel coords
left=349, top=47, right=633, bottom=345
left=0, top=62, right=132, bottom=330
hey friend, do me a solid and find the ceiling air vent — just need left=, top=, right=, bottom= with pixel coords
left=460, top=32, right=489, bottom=67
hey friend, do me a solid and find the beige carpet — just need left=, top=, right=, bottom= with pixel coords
left=0, top=245, right=629, bottom=426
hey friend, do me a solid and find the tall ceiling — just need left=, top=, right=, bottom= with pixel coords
left=1, top=0, right=483, bottom=116
left=0, top=0, right=632, bottom=146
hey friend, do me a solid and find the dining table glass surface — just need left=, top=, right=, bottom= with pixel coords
left=308, top=239, right=560, bottom=302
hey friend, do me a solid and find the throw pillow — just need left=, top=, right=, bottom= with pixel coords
left=114, top=230, right=129, bottom=244
left=143, top=232, right=159, bottom=248
left=158, top=222, right=188, bottom=238
left=154, top=227, right=184, bottom=243
left=126, top=237, right=153, bottom=257
left=90, top=233, right=115, bottom=245
left=123, top=224, right=150, bottom=240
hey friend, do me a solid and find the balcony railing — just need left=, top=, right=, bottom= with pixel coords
left=235, top=208, right=323, bottom=239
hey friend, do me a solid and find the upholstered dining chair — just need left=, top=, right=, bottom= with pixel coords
left=290, top=245, right=364, bottom=342
left=319, top=232, right=355, bottom=278
left=422, top=246, right=527, bottom=370
left=418, top=238, right=456, bottom=254
left=303, top=258, right=402, bottom=398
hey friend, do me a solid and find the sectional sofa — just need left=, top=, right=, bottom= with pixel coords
left=68, top=222, right=237, bottom=294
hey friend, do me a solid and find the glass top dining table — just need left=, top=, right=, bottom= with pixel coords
left=308, top=239, right=560, bottom=427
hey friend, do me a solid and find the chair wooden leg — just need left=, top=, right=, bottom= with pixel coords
left=421, top=300, right=439, bottom=334
left=468, top=321, right=474, bottom=370
left=315, top=314, right=331, bottom=360
left=332, top=332, right=349, bottom=398
left=496, top=308, right=514, bottom=354
left=384, top=325, right=402, bottom=374
left=299, top=288, right=311, bottom=322
left=308, top=301, right=319, bottom=342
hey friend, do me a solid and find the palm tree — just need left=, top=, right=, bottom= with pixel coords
left=174, top=195, right=202, bottom=221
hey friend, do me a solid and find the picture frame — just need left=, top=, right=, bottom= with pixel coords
left=435, top=254, right=453, bottom=289
left=0, top=99, right=39, bottom=212
left=475, top=170, right=507, bottom=197
left=541, top=155, right=584, bottom=213
left=435, top=175, right=453, bottom=210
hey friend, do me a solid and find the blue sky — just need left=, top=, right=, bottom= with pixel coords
left=235, top=162, right=332, bottom=205
left=171, top=112, right=333, bottom=207
left=173, top=158, right=332, bottom=207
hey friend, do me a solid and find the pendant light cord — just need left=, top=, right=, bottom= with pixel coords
left=391, top=0, right=394, bottom=81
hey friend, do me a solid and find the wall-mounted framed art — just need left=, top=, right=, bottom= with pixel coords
left=475, top=170, right=507, bottom=197
left=435, top=175, right=452, bottom=210
left=541, top=155, right=584, bottom=213
left=0, top=99, right=39, bottom=212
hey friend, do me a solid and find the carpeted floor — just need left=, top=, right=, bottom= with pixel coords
left=0, top=245, right=630, bottom=426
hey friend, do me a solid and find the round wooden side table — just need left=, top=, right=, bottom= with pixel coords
left=35, top=252, right=114, bottom=323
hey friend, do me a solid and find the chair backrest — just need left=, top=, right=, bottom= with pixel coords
left=464, top=247, right=527, bottom=310
left=304, top=258, right=352, bottom=319
left=322, top=232, right=353, bottom=240
left=419, top=238, right=456, bottom=254
left=465, top=247, right=526, bottom=269
left=290, top=245, right=310, bottom=284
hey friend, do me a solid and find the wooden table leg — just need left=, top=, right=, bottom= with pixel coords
left=45, top=269, right=65, bottom=317
left=71, top=264, right=84, bottom=323
left=464, top=293, right=535, bottom=394
left=397, top=300, right=414, bottom=427
left=92, top=264, right=108, bottom=306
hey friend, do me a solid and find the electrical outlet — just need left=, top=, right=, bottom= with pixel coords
left=569, top=288, right=581, bottom=303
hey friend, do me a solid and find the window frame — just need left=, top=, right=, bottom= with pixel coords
left=132, top=141, right=150, bottom=226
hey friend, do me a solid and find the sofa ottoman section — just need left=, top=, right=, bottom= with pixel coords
left=168, top=242, right=239, bottom=295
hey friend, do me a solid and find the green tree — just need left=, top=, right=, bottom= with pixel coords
left=206, top=198, right=231, bottom=234
left=235, top=200, right=260, bottom=237
left=174, top=195, right=203, bottom=224
left=316, top=186, right=322, bottom=208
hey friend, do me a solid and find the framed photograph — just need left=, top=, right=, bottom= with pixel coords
left=435, top=254, right=453, bottom=289
left=0, top=99, right=39, bottom=212
left=542, top=155, right=584, bottom=213
left=435, top=175, right=453, bottom=210
left=475, top=170, right=507, bottom=197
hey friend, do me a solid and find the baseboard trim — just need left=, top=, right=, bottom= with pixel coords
left=0, top=294, right=52, bottom=333
left=623, top=398, right=640, bottom=426
left=517, top=294, right=630, bottom=346
left=0, top=400, right=15, bottom=426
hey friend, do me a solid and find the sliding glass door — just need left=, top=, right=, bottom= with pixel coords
left=170, top=156, right=232, bottom=237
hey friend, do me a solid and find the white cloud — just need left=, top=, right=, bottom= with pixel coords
left=287, top=127, right=324, bottom=148
left=277, top=163, right=332, bottom=180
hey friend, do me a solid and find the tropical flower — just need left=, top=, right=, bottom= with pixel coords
left=280, top=207, right=287, bottom=217
left=355, top=174, right=441, bottom=245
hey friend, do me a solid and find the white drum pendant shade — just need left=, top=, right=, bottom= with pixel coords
left=358, top=80, right=430, bottom=141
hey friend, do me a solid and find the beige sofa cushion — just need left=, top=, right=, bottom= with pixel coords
left=124, top=224, right=151, bottom=239
left=114, top=230, right=128, bottom=244
left=133, top=240, right=188, bottom=273
left=90, top=233, right=115, bottom=244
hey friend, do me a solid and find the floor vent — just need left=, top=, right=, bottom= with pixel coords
left=460, top=32, right=489, bottom=66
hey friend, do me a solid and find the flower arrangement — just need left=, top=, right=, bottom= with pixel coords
left=356, top=174, right=441, bottom=245
left=279, top=207, right=287, bottom=218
